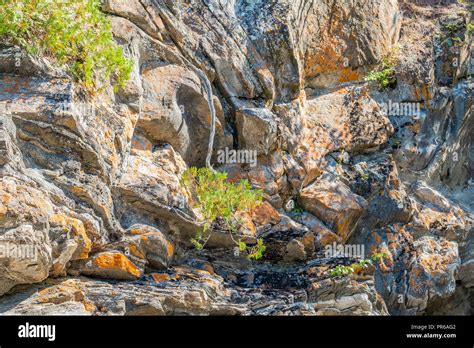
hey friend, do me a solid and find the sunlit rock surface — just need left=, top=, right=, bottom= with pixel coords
left=0, top=0, right=472, bottom=315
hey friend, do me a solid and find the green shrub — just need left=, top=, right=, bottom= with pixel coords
left=370, top=252, right=389, bottom=262
left=364, top=47, right=399, bottom=89
left=336, top=149, right=347, bottom=164
left=360, top=171, right=370, bottom=182
left=329, top=252, right=389, bottom=278
left=247, top=238, right=266, bottom=261
left=466, top=22, right=474, bottom=36
left=330, top=264, right=355, bottom=277
left=181, top=167, right=265, bottom=260
left=365, top=59, right=396, bottom=89
left=0, top=0, right=132, bottom=92
left=292, top=207, right=304, bottom=214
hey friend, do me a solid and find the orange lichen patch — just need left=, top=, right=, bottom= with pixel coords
left=201, top=277, right=221, bottom=288
left=124, top=119, right=136, bottom=141
left=255, top=66, right=272, bottom=78
left=301, top=232, right=316, bottom=252
left=151, top=273, right=172, bottom=283
left=35, top=281, right=97, bottom=312
left=71, top=186, right=87, bottom=196
left=414, top=84, right=432, bottom=105
left=372, top=245, right=394, bottom=272
left=304, top=10, right=361, bottom=85
left=37, top=286, right=58, bottom=296
left=0, top=191, right=12, bottom=204
left=387, top=233, right=398, bottom=244
left=415, top=208, right=461, bottom=231
left=301, top=159, right=324, bottom=185
left=369, top=232, right=383, bottom=253
left=131, top=136, right=153, bottom=152
left=201, top=263, right=215, bottom=275
left=96, top=203, right=113, bottom=222
left=0, top=179, right=55, bottom=220
left=166, top=242, right=174, bottom=258
left=36, top=284, right=85, bottom=305
left=107, top=153, right=119, bottom=168
left=251, top=201, right=281, bottom=226
left=247, top=169, right=268, bottom=188
left=330, top=204, right=364, bottom=240
left=318, top=229, right=341, bottom=247
left=191, top=268, right=214, bottom=277
left=306, top=38, right=343, bottom=77
left=300, top=183, right=366, bottom=242
left=0, top=192, right=11, bottom=217
left=49, top=214, right=70, bottom=231
left=128, top=225, right=159, bottom=236
left=92, top=252, right=142, bottom=278
left=338, top=67, right=361, bottom=83
left=129, top=243, right=145, bottom=259
left=173, top=266, right=211, bottom=278
left=82, top=299, right=96, bottom=312
left=129, top=228, right=141, bottom=235
left=388, top=189, right=402, bottom=201
left=49, top=213, right=92, bottom=260
left=57, top=116, right=78, bottom=131
left=334, top=86, right=351, bottom=95
left=378, top=259, right=392, bottom=273
left=418, top=254, right=449, bottom=275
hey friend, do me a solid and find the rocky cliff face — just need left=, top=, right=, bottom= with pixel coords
left=0, top=0, right=472, bottom=315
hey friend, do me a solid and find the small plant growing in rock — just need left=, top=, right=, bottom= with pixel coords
left=330, top=265, right=354, bottom=277
left=370, top=252, right=389, bottom=262
left=247, top=238, right=266, bottom=260
left=466, top=22, right=474, bottom=36
left=365, top=47, right=399, bottom=89
left=181, top=167, right=265, bottom=260
left=360, top=171, right=371, bottom=182
left=0, top=0, right=133, bottom=92
left=336, top=149, right=348, bottom=165
left=292, top=207, right=304, bottom=214
left=329, top=252, right=389, bottom=278
left=440, top=20, right=472, bottom=48
left=290, top=201, right=305, bottom=214
left=365, top=59, right=396, bottom=89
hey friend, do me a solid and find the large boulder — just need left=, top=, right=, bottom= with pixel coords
left=78, top=251, right=143, bottom=281
left=235, top=108, right=277, bottom=155
left=0, top=177, right=54, bottom=295
left=359, top=224, right=462, bottom=315
left=114, top=146, right=199, bottom=241
left=300, top=173, right=368, bottom=242
left=302, top=0, right=401, bottom=89
left=308, top=277, right=388, bottom=316
left=138, top=64, right=231, bottom=167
